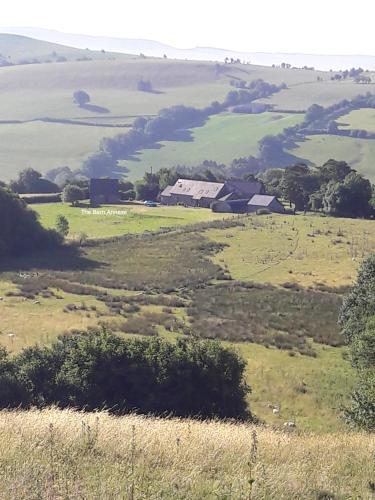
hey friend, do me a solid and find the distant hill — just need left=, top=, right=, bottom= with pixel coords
left=3, top=27, right=375, bottom=70
left=0, top=33, right=129, bottom=65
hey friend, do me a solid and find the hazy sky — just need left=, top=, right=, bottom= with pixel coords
left=2, top=0, right=374, bottom=54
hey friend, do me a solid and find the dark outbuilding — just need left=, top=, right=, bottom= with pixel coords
left=90, top=178, right=120, bottom=206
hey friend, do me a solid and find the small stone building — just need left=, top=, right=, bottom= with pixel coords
left=246, top=195, right=285, bottom=213
left=90, top=178, right=120, bottom=206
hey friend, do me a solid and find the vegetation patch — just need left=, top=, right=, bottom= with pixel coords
left=188, top=282, right=343, bottom=355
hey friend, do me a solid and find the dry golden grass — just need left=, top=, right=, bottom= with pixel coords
left=0, top=408, right=373, bottom=499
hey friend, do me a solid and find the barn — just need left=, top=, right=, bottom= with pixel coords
left=90, top=178, right=120, bottom=206
left=160, top=178, right=265, bottom=208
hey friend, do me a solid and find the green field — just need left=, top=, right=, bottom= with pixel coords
left=0, top=122, right=129, bottom=180
left=339, top=107, right=375, bottom=132
left=124, top=112, right=304, bottom=179
left=209, top=213, right=375, bottom=287
left=288, top=134, right=375, bottom=182
left=257, top=78, right=375, bottom=110
left=34, top=203, right=227, bottom=238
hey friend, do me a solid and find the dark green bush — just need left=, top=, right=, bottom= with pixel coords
left=1, top=330, right=251, bottom=420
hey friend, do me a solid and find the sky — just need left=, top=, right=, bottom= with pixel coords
left=2, top=0, right=375, bottom=55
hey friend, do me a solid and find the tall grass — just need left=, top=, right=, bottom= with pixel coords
left=0, top=408, right=373, bottom=499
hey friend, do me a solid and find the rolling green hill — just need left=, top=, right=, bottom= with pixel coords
left=124, top=112, right=304, bottom=180
left=1, top=35, right=375, bottom=181
left=288, top=134, right=375, bottom=182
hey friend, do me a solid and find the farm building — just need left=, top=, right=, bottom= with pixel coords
left=247, top=195, right=285, bottom=213
left=212, top=194, right=285, bottom=214
left=160, top=178, right=265, bottom=208
left=90, top=178, right=120, bottom=206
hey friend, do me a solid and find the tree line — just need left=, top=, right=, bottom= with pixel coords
left=260, top=159, right=374, bottom=217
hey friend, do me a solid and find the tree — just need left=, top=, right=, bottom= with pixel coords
left=0, top=187, right=61, bottom=258
left=137, top=79, right=153, bottom=92
left=135, top=172, right=160, bottom=201
left=318, top=159, right=352, bottom=183
left=81, top=152, right=118, bottom=178
left=62, top=185, right=85, bottom=207
left=279, top=164, right=319, bottom=210
left=258, top=168, right=283, bottom=197
left=339, top=256, right=375, bottom=430
left=9, top=168, right=59, bottom=194
left=258, top=135, right=284, bottom=162
left=56, top=215, right=69, bottom=238
left=323, top=172, right=372, bottom=217
left=73, top=90, right=90, bottom=107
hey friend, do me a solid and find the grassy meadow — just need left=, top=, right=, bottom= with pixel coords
left=0, top=408, right=373, bottom=499
left=208, top=213, right=375, bottom=287
left=0, top=122, right=129, bottom=180
left=1, top=209, right=372, bottom=431
left=339, top=107, right=375, bottom=132
left=33, top=203, right=228, bottom=238
left=289, top=134, right=375, bottom=182
left=257, top=77, right=375, bottom=110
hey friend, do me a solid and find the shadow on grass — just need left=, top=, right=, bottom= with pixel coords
left=0, top=244, right=103, bottom=274
left=80, top=103, right=110, bottom=114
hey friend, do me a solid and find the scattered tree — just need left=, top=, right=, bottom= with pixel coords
left=73, top=90, right=90, bottom=107
left=56, top=215, right=69, bottom=238
left=62, top=185, right=86, bottom=207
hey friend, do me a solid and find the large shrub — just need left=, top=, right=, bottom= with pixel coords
left=5, top=330, right=251, bottom=420
left=0, top=187, right=61, bottom=258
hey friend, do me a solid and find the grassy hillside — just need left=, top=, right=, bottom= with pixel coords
left=1, top=408, right=374, bottom=499
left=288, top=134, right=375, bottom=182
left=339, top=107, right=375, bottom=132
left=257, top=78, right=375, bottom=110
left=1, top=46, right=375, bottom=181
left=208, top=213, right=375, bottom=287
left=124, top=112, right=304, bottom=180
left=0, top=33, right=127, bottom=64
left=0, top=122, right=128, bottom=180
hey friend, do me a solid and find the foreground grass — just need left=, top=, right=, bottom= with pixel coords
left=34, top=203, right=227, bottom=238
left=0, top=408, right=373, bottom=499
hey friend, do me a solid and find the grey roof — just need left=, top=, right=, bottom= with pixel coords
left=225, top=179, right=264, bottom=197
left=160, top=185, right=174, bottom=197
left=90, top=178, right=119, bottom=196
left=248, top=194, right=277, bottom=207
left=170, top=179, right=225, bottom=200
